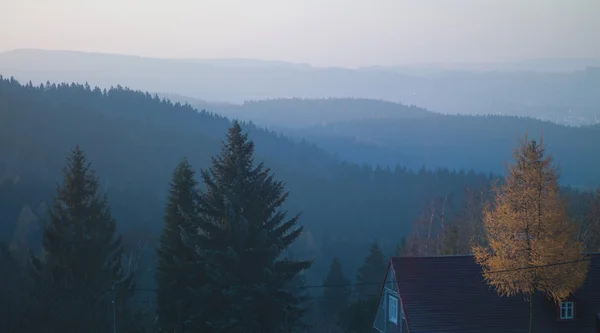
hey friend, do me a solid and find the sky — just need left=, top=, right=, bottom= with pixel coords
left=1, top=0, right=599, bottom=68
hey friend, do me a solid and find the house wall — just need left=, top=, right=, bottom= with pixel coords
left=374, top=266, right=405, bottom=333
left=374, top=290, right=386, bottom=332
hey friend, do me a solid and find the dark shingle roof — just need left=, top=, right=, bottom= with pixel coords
left=390, top=253, right=600, bottom=333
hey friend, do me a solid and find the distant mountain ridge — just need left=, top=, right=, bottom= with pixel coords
left=4, top=49, right=599, bottom=72
left=165, top=97, right=600, bottom=188
left=361, top=58, right=600, bottom=75
left=2, top=49, right=599, bottom=126
left=186, top=97, right=435, bottom=128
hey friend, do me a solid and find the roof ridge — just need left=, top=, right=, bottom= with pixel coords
left=393, top=252, right=600, bottom=259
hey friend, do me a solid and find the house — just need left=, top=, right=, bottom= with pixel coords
left=372, top=253, right=600, bottom=333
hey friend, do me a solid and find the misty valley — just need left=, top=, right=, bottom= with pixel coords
left=1, top=56, right=600, bottom=333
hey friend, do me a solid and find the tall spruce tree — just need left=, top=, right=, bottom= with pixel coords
left=0, top=242, right=27, bottom=333
left=182, top=121, right=312, bottom=333
left=27, top=146, right=134, bottom=333
left=395, top=236, right=407, bottom=256
left=283, top=251, right=311, bottom=332
left=354, top=240, right=387, bottom=299
left=338, top=295, right=380, bottom=333
left=156, top=158, right=200, bottom=332
left=321, top=257, right=351, bottom=317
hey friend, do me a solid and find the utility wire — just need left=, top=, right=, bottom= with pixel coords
left=115, top=256, right=592, bottom=292
left=129, top=272, right=591, bottom=303
left=303, top=257, right=592, bottom=289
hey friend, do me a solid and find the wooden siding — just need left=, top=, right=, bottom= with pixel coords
left=374, top=289, right=386, bottom=332
left=385, top=265, right=398, bottom=293
left=374, top=265, right=404, bottom=333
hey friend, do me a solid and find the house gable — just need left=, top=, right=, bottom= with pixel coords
left=373, top=262, right=406, bottom=333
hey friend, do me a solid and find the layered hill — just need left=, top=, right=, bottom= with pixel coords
left=2, top=49, right=600, bottom=125
left=0, top=76, right=492, bottom=281
left=171, top=98, right=600, bottom=188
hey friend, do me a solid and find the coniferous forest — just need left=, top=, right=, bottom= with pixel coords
left=1, top=76, right=600, bottom=332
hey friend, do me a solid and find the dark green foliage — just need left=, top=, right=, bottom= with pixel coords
left=286, top=114, right=600, bottom=188
left=282, top=252, right=312, bottom=333
left=26, top=146, right=134, bottom=333
left=181, top=122, right=312, bottom=332
left=395, top=236, right=407, bottom=256
left=0, top=242, right=29, bottom=332
left=354, top=240, right=387, bottom=299
left=0, top=74, right=598, bottom=331
left=338, top=295, right=379, bottom=333
left=156, top=158, right=200, bottom=332
left=2, top=77, right=599, bottom=331
left=0, top=76, right=501, bottom=286
left=321, top=257, right=351, bottom=317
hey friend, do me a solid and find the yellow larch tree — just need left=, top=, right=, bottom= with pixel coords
left=473, top=134, right=588, bottom=333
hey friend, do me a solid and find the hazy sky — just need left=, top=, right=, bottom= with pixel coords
left=1, top=0, right=599, bottom=68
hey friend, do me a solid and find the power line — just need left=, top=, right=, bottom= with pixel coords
left=304, top=257, right=591, bottom=289
left=115, top=256, right=592, bottom=292
left=122, top=272, right=592, bottom=304
left=483, top=257, right=591, bottom=275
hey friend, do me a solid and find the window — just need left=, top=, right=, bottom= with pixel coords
left=389, top=295, right=398, bottom=324
left=560, top=301, right=574, bottom=319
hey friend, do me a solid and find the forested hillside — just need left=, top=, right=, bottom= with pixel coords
left=0, top=76, right=493, bottom=285
left=173, top=98, right=600, bottom=187
left=1, top=75, right=599, bottom=332
left=290, top=115, right=600, bottom=187
left=3, top=50, right=600, bottom=125
left=167, top=96, right=436, bottom=128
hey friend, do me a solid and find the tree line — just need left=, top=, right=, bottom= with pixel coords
left=2, top=76, right=600, bottom=332
left=0, top=75, right=500, bottom=285
left=399, top=167, right=600, bottom=257
left=0, top=121, right=395, bottom=332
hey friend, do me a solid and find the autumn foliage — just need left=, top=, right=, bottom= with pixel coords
left=473, top=135, right=588, bottom=303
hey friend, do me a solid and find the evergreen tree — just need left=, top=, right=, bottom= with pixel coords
left=321, top=257, right=351, bottom=318
left=182, top=121, right=312, bottom=333
left=0, top=242, right=28, bottom=333
left=395, top=236, right=407, bottom=256
left=354, top=240, right=387, bottom=299
left=156, top=158, right=200, bottom=332
left=282, top=251, right=311, bottom=333
left=27, top=146, right=134, bottom=333
left=338, top=295, right=379, bottom=333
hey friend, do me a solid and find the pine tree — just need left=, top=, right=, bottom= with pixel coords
left=395, top=236, right=407, bottom=256
left=0, top=242, right=28, bottom=333
left=338, top=295, right=379, bottom=333
left=282, top=251, right=311, bottom=333
left=473, top=135, right=588, bottom=333
left=27, top=146, right=134, bottom=333
left=182, top=121, right=312, bottom=333
left=156, top=158, right=200, bottom=332
left=355, top=240, right=387, bottom=299
left=321, top=257, right=351, bottom=318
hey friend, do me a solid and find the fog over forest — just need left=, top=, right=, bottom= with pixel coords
left=1, top=1, right=600, bottom=332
